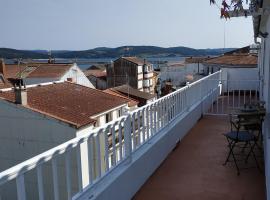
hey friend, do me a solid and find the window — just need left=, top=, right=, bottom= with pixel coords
left=138, top=80, right=143, bottom=89
left=118, top=109, right=122, bottom=117
left=138, top=66, right=143, bottom=73
left=106, top=113, right=110, bottom=123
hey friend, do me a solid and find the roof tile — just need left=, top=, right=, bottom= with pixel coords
left=0, top=82, right=129, bottom=128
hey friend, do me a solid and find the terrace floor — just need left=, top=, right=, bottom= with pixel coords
left=133, top=115, right=265, bottom=200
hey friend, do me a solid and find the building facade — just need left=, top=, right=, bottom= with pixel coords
left=203, top=53, right=259, bottom=92
left=84, top=69, right=107, bottom=90
left=107, top=57, right=155, bottom=94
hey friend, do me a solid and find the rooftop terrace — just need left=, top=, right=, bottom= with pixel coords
left=134, top=115, right=265, bottom=200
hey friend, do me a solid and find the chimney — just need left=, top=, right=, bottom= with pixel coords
left=15, top=82, right=27, bottom=106
left=0, top=59, right=6, bottom=77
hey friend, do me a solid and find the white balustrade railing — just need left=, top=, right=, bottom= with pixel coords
left=205, top=79, right=260, bottom=114
left=0, top=71, right=221, bottom=200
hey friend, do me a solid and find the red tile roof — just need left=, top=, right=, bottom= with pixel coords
left=119, top=57, right=151, bottom=66
left=112, top=85, right=156, bottom=100
left=104, top=89, right=139, bottom=107
left=84, top=69, right=107, bottom=79
left=185, top=57, right=211, bottom=64
left=0, top=82, right=129, bottom=128
left=168, top=63, right=185, bottom=67
left=5, top=64, right=28, bottom=79
left=0, top=74, right=13, bottom=89
left=5, top=63, right=73, bottom=79
left=204, top=54, right=257, bottom=67
left=27, top=64, right=72, bottom=78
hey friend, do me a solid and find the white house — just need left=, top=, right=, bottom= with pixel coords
left=159, top=58, right=210, bottom=87
left=185, top=57, right=211, bottom=75
left=0, top=81, right=129, bottom=200
left=4, top=62, right=94, bottom=88
left=159, top=62, right=186, bottom=86
left=203, top=53, right=259, bottom=92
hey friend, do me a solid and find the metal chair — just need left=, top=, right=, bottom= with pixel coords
left=223, top=114, right=260, bottom=175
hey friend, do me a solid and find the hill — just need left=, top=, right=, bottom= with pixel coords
left=0, top=48, right=48, bottom=59
left=0, top=46, right=236, bottom=59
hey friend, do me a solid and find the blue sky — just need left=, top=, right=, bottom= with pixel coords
left=0, top=0, right=254, bottom=50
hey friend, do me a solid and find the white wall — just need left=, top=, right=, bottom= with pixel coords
left=261, top=14, right=270, bottom=200
left=159, top=64, right=204, bottom=87
left=159, top=66, right=186, bottom=86
left=0, top=100, right=78, bottom=200
left=138, top=80, right=143, bottom=89
left=137, top=66, right=142, bottom=74
left=185, top=63, right=204, bottom=74
left=61, top=64, right=95, bottom=88
left=220, top=67, right=259, bottom=92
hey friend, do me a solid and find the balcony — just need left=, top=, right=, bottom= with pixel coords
left=134, top=115, right=265, bottom=200
left=0, top=71, right=265, bottom=200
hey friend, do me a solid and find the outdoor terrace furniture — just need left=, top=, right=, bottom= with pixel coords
left=223, top=104, right=265, bottom=175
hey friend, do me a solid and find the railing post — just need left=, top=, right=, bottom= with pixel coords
left=37, top=165, right=45, bottom=200
left=200, top=79, right=204, bottom=115
left=16, top=175, right=26, bottom=200
left=186, top=82, right=190, bottom=110
left=124, top=115, right=132, bottom=163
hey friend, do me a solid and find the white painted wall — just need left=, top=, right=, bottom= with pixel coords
left=0, top=93, right=127, bottom=200
left=137, top=66, right=142, bottom=74
left=138, top=74, right=143, bottom=80
left=260, top=14, right=270, bottom=200
left=159, top=64, right=204, bottom=87
left=0, top=100, right=78, bottom=200
left=138, top=80, right=143, bottom=89
left=159, top=66, right=186, bottom=86
left=220, top=68, right=259, bottom=92
left=61, top=64, right=94, bottom=88
left=185, top=63, right=204, bottom=74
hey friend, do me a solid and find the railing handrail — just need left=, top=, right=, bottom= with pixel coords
left=0, top=71, right=222, bottom=190
left=130, top=71, right=222, bottom=115
left=0, top=115, right=126, bottom=186
left=188, top=70, right=221, bottom=87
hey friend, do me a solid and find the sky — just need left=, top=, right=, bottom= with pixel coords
left=0, top=0, right=254, bottom=50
